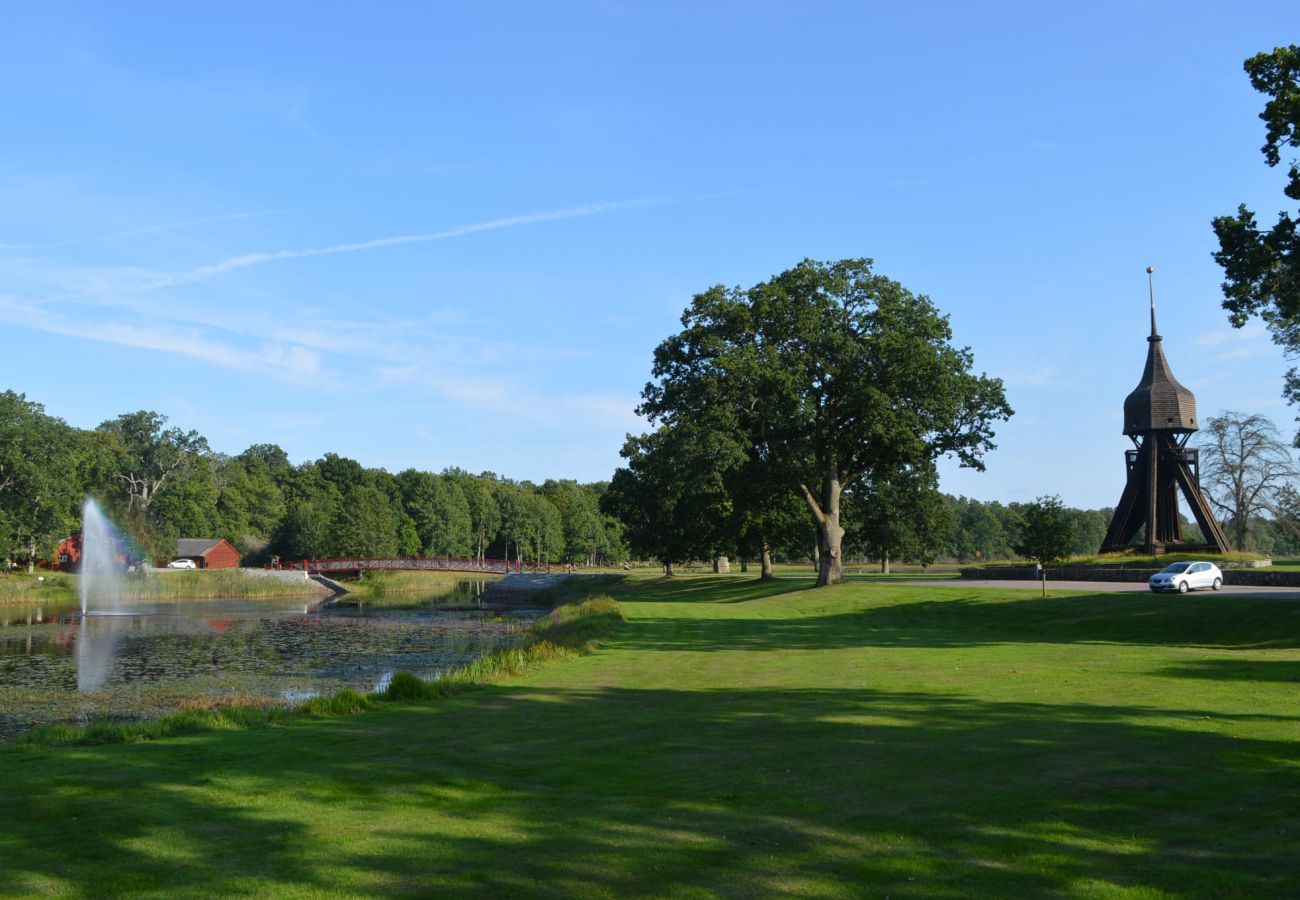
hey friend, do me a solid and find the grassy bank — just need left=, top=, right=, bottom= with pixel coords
left=0, top=572, right=78, bottom=604
left=127, top=569, right=329, bottom=600
left=2, top=576, right=1297, bottom=895
left=343, top=569, right=503, bottom=600
left=1, top=569, right=328, bottom=604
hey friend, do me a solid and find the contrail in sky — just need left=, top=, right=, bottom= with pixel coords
left=155, top=198, right=664, bottom=288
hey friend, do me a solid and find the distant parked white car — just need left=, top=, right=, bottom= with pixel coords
left=166, top=558, right=198, bottom=569
left=1149, top=561, right=1223, bottom=593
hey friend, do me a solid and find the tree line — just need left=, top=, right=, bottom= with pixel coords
left=0, top=391, right=627, bottom=570
left=5, top=388, right=1298, bottom=575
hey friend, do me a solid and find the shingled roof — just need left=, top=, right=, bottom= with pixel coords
left=1122, top=305, right=1197, bottom=436
left=174, top=538, right=226, bottom=558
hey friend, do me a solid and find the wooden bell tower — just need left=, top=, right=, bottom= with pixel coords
left=1100, top=269, right=1230, bottom=555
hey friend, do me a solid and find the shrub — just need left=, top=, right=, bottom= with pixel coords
left=300, top=690, right=373, bottom=716
left=384, top=671, right=439, bottom=702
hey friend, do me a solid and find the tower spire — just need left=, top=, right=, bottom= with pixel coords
left=1101, top=266, right=1231, bottom=555
left=1147, top=265, right=1158, bottom=339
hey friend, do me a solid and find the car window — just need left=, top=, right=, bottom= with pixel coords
left=1162, top=563, right=1191, bottom=574
left=1190, top=563, right=1206, bottom=573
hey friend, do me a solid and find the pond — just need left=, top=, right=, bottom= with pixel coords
left=0, top=580, right=536, bottom=739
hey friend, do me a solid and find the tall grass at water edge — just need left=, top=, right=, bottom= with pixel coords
left=1, top=569, right=326, bottom=603
left=0, top=572, right=77, bottom=603
left=127, top=569, right=329, bottom=600
left=343, top=569, right=503, bottom=600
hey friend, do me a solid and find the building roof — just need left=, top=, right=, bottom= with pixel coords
left=1122, top=304, right=1198, bottom=435
left=175, top=538, right=230, bottom=558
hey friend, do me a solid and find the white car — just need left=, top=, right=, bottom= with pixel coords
left=166, top=558, right=198, bottom=570
left=1149, top=561, right=1223, bottom=593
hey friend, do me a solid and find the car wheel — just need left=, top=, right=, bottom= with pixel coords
left=1212, top=577, right=1222, bottom=591
left=1178, top=580, right=1189, bottom=593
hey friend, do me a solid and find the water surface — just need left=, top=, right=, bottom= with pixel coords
left=0, top=580, right=532, bottom=738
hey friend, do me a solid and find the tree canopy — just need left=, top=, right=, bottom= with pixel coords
left=1212, top=45, right=1300, bottom=437
left=638, top=258, right=1012, bottom=585
left=1012, top=496, right=1074, bottom=567
left=1196, top=411, right=1299, bottom=550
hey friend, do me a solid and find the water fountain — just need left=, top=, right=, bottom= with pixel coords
left=79, top=497, right=125, bottom=617
left=76, top=497, right=128, bottom=691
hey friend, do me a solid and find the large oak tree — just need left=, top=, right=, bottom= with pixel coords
left=640, top=258, right=1011, bottom=586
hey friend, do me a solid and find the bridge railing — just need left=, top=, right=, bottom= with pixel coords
left=272, top=556, right=558, bottom=575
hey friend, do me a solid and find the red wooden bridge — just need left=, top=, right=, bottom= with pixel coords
left=275, top=556, right=559, bottom=576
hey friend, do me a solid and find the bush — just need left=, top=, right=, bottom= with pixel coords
left=384, top=671, right=439, bottom=702
left=300, top=690, right=373, bottom=716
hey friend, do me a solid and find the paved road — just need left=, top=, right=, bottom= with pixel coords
left=913, top=578, right=1300, bottom=599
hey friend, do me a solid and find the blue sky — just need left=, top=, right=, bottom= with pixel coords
left=1, top=1, right=1296, bottom=508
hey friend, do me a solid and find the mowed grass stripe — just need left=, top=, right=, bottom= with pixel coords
left=1, top=576, right=1297, bottom=897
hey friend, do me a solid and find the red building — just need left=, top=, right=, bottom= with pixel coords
left=173, top=538, right=242, bottom=569
left=55, top=533, right=83, bottom=570
left=53, top=532, right=133, bottom=571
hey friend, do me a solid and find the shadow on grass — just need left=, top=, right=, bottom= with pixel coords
left=609, top=580, right=1300, bottom=651
left=619, top=575, right=813, bottom=605
left=1154, top=658, right=1300, bottom=683
left=1, top=683, right=1296, bottom=895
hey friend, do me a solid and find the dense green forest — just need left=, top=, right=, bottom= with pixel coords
left=4, top=389, right=1297, bottom=571
left=0, top=390, right=624, bottom=569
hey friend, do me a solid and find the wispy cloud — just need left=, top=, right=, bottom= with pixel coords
left=374, top=361, right=641, bottom=428
left=1195, top=322, right=1267, bottom=348
left=0, top=292, right=324, bottom=382
left=1002, top=360, right=1061, bottom=388
left=106, top=211, right=280, bottom=240
left=151, top=199, right=664, bottom=289
left=0, top=196, right=670, bottom=379
left=0, top=198, right=668, bottom=392
left=0, top=211, right=279, bottom=252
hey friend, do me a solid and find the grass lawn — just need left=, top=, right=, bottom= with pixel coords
left=2, top=576, right=1297, bottom=896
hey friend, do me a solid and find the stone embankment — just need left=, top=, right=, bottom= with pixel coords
left=962, top=563, right=1300, bottom=587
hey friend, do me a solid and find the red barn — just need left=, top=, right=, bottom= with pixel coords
left=173, top=538, right=242, bottom=569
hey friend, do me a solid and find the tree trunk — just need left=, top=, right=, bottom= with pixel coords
left=760, top=540, right=774, bottom=580
left=812, top=542, right=820, bottom=573
left=663, top=560, right=675, bottom=576
left=800, top=469, right=845, bottom=586
left=27, top=538, right=35, bottom=574
left=740, top=557, right=749, bottom=573
left=818, top=516, right=844, bottom=586
left=880, top=549, right=890, bottom=575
